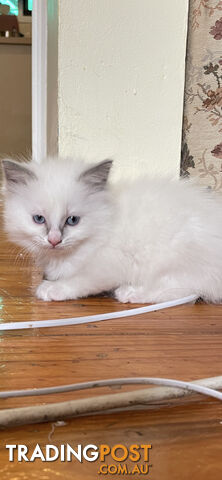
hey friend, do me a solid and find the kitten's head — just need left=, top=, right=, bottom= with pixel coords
left=1, top=157, right=113, bottom=258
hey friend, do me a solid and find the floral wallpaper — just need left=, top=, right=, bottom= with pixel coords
left=181, top=0, right=222, bottom=189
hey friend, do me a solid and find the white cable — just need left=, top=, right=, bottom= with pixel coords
left=0, top=294, right=198, bottom=331
left=0, top=376, right=222, bottom=401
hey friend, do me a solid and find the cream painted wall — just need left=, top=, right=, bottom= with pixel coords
left=58, top=0, right=188, bottom=180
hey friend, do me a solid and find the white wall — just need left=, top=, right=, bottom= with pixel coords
left=58, top=0, right=188, bottom=180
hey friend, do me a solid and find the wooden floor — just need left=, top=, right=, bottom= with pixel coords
left=0, top=229, right=222, bottom=479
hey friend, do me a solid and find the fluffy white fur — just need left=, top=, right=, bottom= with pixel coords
left=2, top=156, right=222, bottom=303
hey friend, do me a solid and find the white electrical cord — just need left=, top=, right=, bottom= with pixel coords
left=0, top=294, right=198, bottom=331
left=1, top=375, right=222, bottom=428
left=0, top=376, right=222, bottom=400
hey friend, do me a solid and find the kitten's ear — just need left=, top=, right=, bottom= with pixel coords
left=1, top=159, right=36, bottom=187
left=79, top=159, right=113, bottom=191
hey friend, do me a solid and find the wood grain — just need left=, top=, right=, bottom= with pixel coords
left=0, top=229, right=222, bottom=479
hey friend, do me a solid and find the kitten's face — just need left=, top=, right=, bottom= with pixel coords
left=2, top=157, right=113, bottom=257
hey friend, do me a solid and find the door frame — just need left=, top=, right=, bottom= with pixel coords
left=32, top=0, right=58, bottom=162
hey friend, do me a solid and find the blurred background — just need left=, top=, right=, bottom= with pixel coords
left=0, top=0, right=32, bottom=158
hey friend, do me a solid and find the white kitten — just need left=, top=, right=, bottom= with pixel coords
left=2, top=156, right=222, bottom=303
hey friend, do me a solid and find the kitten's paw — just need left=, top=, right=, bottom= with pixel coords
left=114, top=285, right=145, bottom=303
left=36, top=280, right=74, bottom=301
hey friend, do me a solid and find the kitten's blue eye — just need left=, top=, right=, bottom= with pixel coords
left=65, top=216, right=80, bottom=226
left=33, top=215, right=46, bottom=224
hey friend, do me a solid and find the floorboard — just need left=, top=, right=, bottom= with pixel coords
left=0, top=230, right=222, bottom=479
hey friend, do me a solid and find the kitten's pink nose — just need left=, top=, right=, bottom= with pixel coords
left=48, top=231, right=62, bottom=247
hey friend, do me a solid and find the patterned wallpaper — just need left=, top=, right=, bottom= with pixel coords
left=181, top=0, right=222, bottom=190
